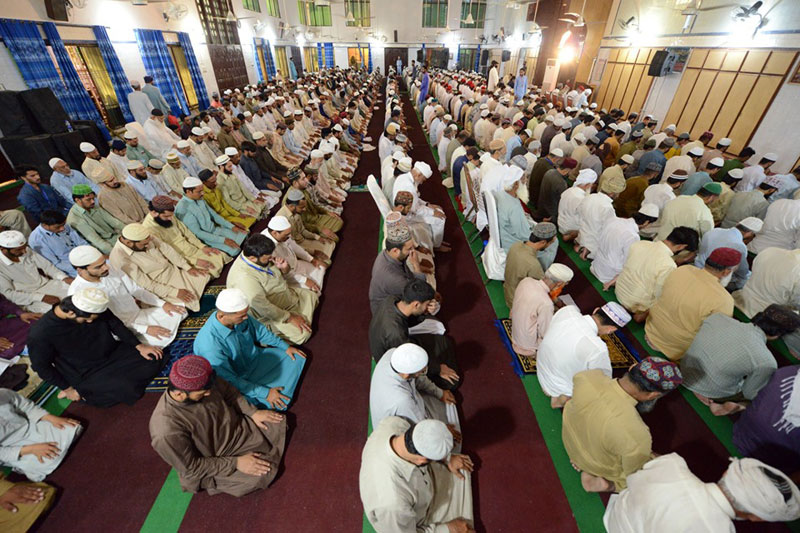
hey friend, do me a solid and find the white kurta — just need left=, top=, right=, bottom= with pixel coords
left=736, top=164, right=766, bottom=192
left=590, top=217, right=640, bottom=283
left=392, top=173, right=445, bottom=247
left=0, top=249, right=69, bottom=313
left=660, top=154, right=694, bottom=183
left=748, top=199, right=800, bottom=254
left=68, top=265, right=185, bottom=347
left=558, top=186, right=588, bottom=234
left=536, top=305, right=611, bottom=398
left=262, top=230, right=325, bottom=290
left=734, top=247, right=800, bottom=317
left=577, top=192, right=616, bottom=257
left=143, top=118, right=180, bottom=157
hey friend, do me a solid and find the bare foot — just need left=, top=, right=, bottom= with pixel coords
left=550, top=395, right=570, bottom=409
left=581, top=472, right=614, bottom=492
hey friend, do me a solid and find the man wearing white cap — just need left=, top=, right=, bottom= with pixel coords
left=227, top=234, right=318, bottom=344
left=537, top=302, right=631, bottom=408
left=188, top=127, right=216, bottom=170
left=28, top=287, right=165, bottom=407
left=193, top=287, right=307, bottom=410
left=174, top=176, right=245, bottom=257
left=590, top=204, right=658, bottom=286
left=0, top=230, right=71, bottom=313
left=493, top=165, right=530, bottom=253
left=698, top=137, right=731, bottom=171
left=158, top=152, right=190, bottom=197
left=175, top=140, right=204, bottom=177
left=262, top=216, right=326, bottom=292
left=80, top=142, right=123, bottom=186
left=109, top=223, right=209, bottom=312
left=604, top=454, right=800, bottom=532
left=48, top=157, right=97, bottom=204
left=124, top=130, right=156, bottom=167
left=747, top=198, right=800, bottom=254
left=393, top=161, right=447, bottom=249
left=737, top=152, right=778, bottom=192
left=144, top=109, right=180, bottom=157
left=369, top=343, right=457, bottom=432
left=558, top=169, right=596, bottom=239
left=510, top=263, right=573, bottom=358
left=276, top=188, right=334, bottom=260
left=360, top=417, right=475, bottom=533
left=694, top=216, right=761, bottom=291
left=69, top=245, right=185, bottom=347
left=214, top=153, right=264, bottom=219
left=125, top=160, right=165, bottom=202
left=576, top=175, right=626, bottom=259
left=659, top=143, right=696, bottom=185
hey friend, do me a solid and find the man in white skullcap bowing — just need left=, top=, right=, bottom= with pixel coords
left=737, top=152, right=778, bottom=192
left=537, top=302, right=631, bottom=408
left=493, top=165, right=530, bottom=253
left=393, top=161, right=448, bottom=251
left=193, top=288, right=307, bottom=410
left=558, top=168, right=596, bottom=239
left=0, top=230, right=71, bottom=313
left=360, top=417, right=475, bottom=533
left=69, top=245, right=186, bottom=347
left=747, top=198, right=800, bottom=254
left=603, top=454, right=800, bottom=532
left=27, top=287, right=165, bottom=407
left=262, top=216, right=326, bottom=292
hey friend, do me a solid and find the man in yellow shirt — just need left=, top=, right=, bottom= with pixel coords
left=197, top=169, right=256, bottom=229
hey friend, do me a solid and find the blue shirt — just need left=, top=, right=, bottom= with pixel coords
left=125, top=175, right=162, bottom=202
left=28, top=224, right=87, bottom=276
left=636, top=150, right=667, bottom=178
left=17, top=183, right=70, bottom=224
left=283, top=129, right=301, bottom=155
left=681, top=172, right=712, bottom=196
left=506, top=135, right=522, bottom=162
left=177, top=153, right=203, bottom=177
left=514, top=75, right=528, bottom=101
left=452, top=155, right=467, bottom=196
left=49, top=169, right=98, bottom=205
left=694, top=227, right=750, bottom=291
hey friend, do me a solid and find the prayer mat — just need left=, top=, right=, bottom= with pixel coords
left=348, top=184, right=368, bottom=192
left=496, top=318, right=641, bottom=377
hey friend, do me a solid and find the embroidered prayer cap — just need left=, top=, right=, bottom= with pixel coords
left=191, top=127, right=204, bottom=136
left=489, top=139, right=505, bottom=151
left=72, top=287, right=109, bottom=314
left=561, top=157, right=577, bottom=169
left=413, top=161, right=432, bottom=178
left=708, top=157, right=724, bottom=168
left=718, top=137, right=732, bottom=146
left=215, top=287, right=250, bottom=313
left=545, top=263, right=573, bottom=283
left=151, top=195, right=176, bottom=212
left=122, top=223, right=149, bottom=241
left=574, top=168, right=597, bottom=186
left=721, top=457, right=800, bottom=522
left=385, top=217, right=412, bottom=243
left=0, top=230, right=26, bottom=248
left=224, top=147, right=238, bottom=157
left=737, top=216, right=763, bottom=233
left=287, top=168, right=302, bottom=181
left=148, top=159, right=164, bottom=169
left=411, top=419, right=453, bottom=461
left=176, top=140, right=190, bottom=149
left=669, top=169, right=689, bottom=181
left=688, top=146, right=704, bottom=157
left=601, top=302, right=631, bottom=328
left=169, top=355, right=214, bottom=392
left=600, top=174, right=626, bottom=195
left=531, top=222, right=556, bottom=240
left=727, top=168, right=744, bottom=179
left=286, top=188, right=305, bottom=202
left=127, top=159, right=143, bottom=170
left=390, top=343, right=428, bottom=374
left=69, top=245, right=103, bottom=267
left=214, top=154, right=230, bottom=166
left=123, top=130, right=137, bottom=140
left=702, top=182, right=722, bottom=195
left=634, top=357, right=682, bottom=391
left=80, top=142, right=96, bottom=153
left=72, top=184, right=93, bottom=196
left=707, top=246, right=742, bottom=267
left=267, top=216, right=291, bottom=231
left=638, top=203, right=660, bottom=218
left=183, top=176, right=203, bottom=189
left=620, top=154, right=635, bottom=165
left=252, top=131, right=265, bottom=140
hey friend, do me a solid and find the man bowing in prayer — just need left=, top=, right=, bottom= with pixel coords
left=393, top=161, right=449, bottom=251
left=28, top=288, right=165, bottom=407
left=149, top=355, right=288, bottom=497
left=194, top=288, right=306, bottom=411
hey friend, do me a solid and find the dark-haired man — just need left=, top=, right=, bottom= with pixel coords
left=15, top=166, right=70, bottom=224
left=368, top=220, right=427, bottom=313
left=28, top=210, right=88, bottom=277
left=66, top=185, right=124, bottom=255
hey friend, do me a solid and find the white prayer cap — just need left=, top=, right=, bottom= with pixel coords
left=126, top=159, right=143, bottom=170
left=215, top=154, right=230, bottom=166
left=215, top=288, right=250, bottom=313
left=547, top=103, right=554, bottom=109
left=0, top=230, right=26, bottom=248
left=608, top=123, right=617, bottom=131
left=243, top=111, right=252, bottom=117
left=201, top=127, right=212, bottom=135
left=479, top=103, right=488, bottom=110
left=267, top=215, right=291, bottom=231
left=122, top=223, right=149, bottom=241
left=562, top=122, right=573, bottom=130
left=638, top=203, right=659, bottom=218
left=545, top=263, right=573, bottom=282
left=266, top=97, right=275, bottom=105
left=397, top=157, right=413, bottom=172
left=688, top=146, right=704, bottom=157
left=728, top=168, right=744, bottom=180
left=480, top=110, right=489, bottom=118
left=413, top=161, right=432, bottom=178
left=389, top=343, right=428, bottom=374
left=554, top=118, right=565, bottom=128
left=544, top=115, right=554, bottom=122
left=443, top=114, right=452, bottom=121
left=738, top=216, right=764, bottom=233
left=224, top=147, right=239, bottom=157
left=721, top=457, right=800, bottom=522
left=342, top=118, right=350, bottom=126
left=665, top=124, right=676, bottom=131
left=252, top=131, right=265, bottom=140
left=333, top=124, right=343, bottom=132
left=310, top=149, right=324, bottom=159
left=80, top=142, right=96, bottom=153
left=183, top=176, right=203, bottom=188
left=708, top=157, right=724, bottom=168
left=621, top=154, right=635, bottom=165
left=72, top=287, right=109, bottom=314
left=286, top=188, right=304, bottom=202
left=48, top=157, right=63, bottom=169
left=283, top=111, right=291, bottom=118
left=764, top=152, right=778, bottom=161
left=573, top=133, right=585, bottom=143
left=501, top=166, right=524, bottom=189
left=175, top=140, right=190, bottom=149
left=601, top=302, right=631, bottom=327
left=524, top=129, right=533, bottom=138
left=191, top=127, right=204, bottom=136
left=589, top=102, right=597, bottom=108
left=69, top=245, right=103, bottom=267
left=718, top=137, right=732, bottom=146
left=411, top=419, right=453, bottom=461
left=123, top=130, right=137, bottom=140
left=549, top=148, right=564, bottom=158
left=574, top=168, right=598, bottom=186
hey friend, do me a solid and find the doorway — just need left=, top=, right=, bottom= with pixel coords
left=383, top=47, right=407, bottom=74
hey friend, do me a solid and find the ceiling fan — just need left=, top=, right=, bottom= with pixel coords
left=618, top=16, right=639, bottom=31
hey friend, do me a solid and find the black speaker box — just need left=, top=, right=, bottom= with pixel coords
left=0, top=134, right=58, bottom=175
left=0, top=91, right=37, bottom=137
left=18, top=88, right=71, bottom=135
left=480, top=49, right=489, bottom=65
left=50, top=130, right=87, bottom=169
left=417, top=49, right=424, bottom=62
left=648, top=50, right=670, bottom=77
left=72, top=121, right=109, bottom=156
left=501, top=49, right=511, bottom=61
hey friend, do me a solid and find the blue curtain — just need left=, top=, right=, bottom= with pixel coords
left=324, top=43, right=334, bottom=69
left=474, top=44, right=481, bottom=72
left=178, top=32, right=210, bottom=110
left=92, top=26, right=133, bottom=123
left=134, top=28, right=189, bottom=116
left=42, top=23, right=110, bottom=139
left=263, top=41, right=276, bottom=79
left=367, top=43, right=373, bottom=73
left=253, top=38, right=265, bottom=82
left=456, top=44, right=460, bottom=66
left=316, top=43, right=323, bottom=70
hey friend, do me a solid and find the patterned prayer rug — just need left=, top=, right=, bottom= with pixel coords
left=496, top=318, right=641, bottom=376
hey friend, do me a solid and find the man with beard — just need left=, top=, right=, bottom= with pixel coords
left=125, top=160, right=166, bottom=202
left=28, top=288, right=165, bottom=407
left=368, top=222, right=426, bottom=313
left=93, top=167, right=149, bottom=225
left=123, top=130, right=155, bottom=167
left=562, top=357, right=683, bottom=493
left=143, top=109, right=180, bottom=157
left=143, top=195, right=227, bottom=277
left=262, top=215, right=325, bottom=292
left=275, top=189, right=334, bottom=261
left=215, top=151, right=270, bottom=215
left=252, top=131, right=288, bottom=180
left=66, top=185, right=125, bottom=255
left=68, top=245, right=185, bottom=347
left=80, top=142, right=126, bottom=185
left=198, top=169, right=256, bottom=229
left=175, top=177, right=247, bottom=257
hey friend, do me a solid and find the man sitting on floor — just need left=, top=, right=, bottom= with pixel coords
left=537, top=302, right=631, bottom=408
left=28, top=288, right=164, bottom=407
left=262, top=216, right=326, bottom=293
left=503, top=222, right=557, bottom=309
left=28, top=210, right=88, bottom=277
left=149, top=355, right=287, bottom=497
left=0, top=474, right=55, bottom=532
left=563, top=358, right=682, bottom=493
left=360, top=417, right=475, bottom=533
left=194, top=288, right=306, bottom=410
left=368, top=220, right=427, bottom=313
left=603, top=453, right=800, bottom=532
left=275, top=189, right=335, bottom=261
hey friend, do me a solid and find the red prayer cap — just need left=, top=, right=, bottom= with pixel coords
left=562, top=157, right=577, bottom=169
left=707, top=247, right=742, bottom=267
left=169, top=355, right=213, bottom=391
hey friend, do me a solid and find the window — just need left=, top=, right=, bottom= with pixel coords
left=265, top=0, right=280, bottom=17
left=345, top=0, right=370, bottom=27
left=303, top=47, right=319, bottom=73
left=347, top=47, right=370, bottom=69
left=243, top=0, right=260, bottom=12
left=298, top=1, right=332, bottom=26
left=169, top=45, right=199, bottom=109
left=422, top=0, right=447, bottom=28
left=458, top=47, right=476, bottom=71
left=64, top=45, right=125, bottom=129
left=195, top=0, right=241, bottom=45
left=460, top=0, right=486, bottom=29
left=256, top=45, right=268, bottom=80
left=274, top=46, right=290, bottom=79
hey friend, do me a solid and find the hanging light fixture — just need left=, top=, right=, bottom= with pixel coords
left=346, top=9, right=355, bottom=24
left=225, top=10, right=237, bottom=23
left=464, top=13, right=475, bottom=24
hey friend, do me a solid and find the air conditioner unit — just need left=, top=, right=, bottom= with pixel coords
left=131, top=0, right=149, bottom=5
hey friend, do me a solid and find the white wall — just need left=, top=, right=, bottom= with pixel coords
left=640, top=67, right=685, bottom=128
